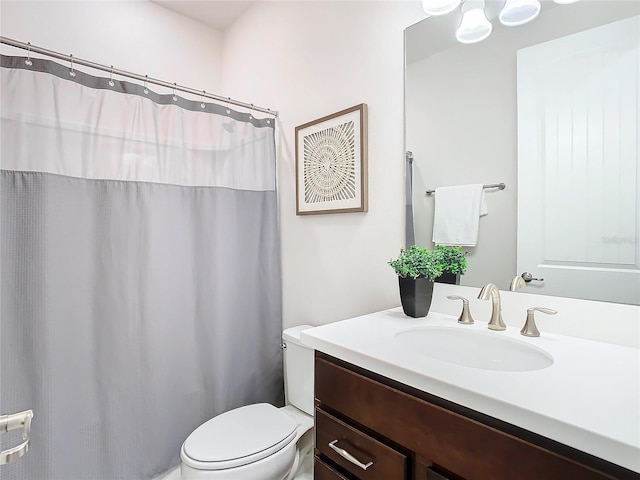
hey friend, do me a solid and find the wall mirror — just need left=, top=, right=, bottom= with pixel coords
left=405, top=0, right=639, bottom=304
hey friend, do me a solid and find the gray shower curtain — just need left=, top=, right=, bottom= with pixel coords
left=1, top=55, right=283, bottom=480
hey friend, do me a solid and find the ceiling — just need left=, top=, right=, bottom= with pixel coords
left=152, top=1, right=257, bottom=31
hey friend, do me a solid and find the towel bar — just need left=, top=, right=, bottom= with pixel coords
left=426, top=183, right=505, bottom=196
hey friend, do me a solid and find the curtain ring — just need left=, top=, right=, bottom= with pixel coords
left=69, top=54, right=76, bottom=77
left=267, top=109, right=271, bottom=124
left=143, top=75, right=149, bottom=95
left=108, top=65, right=115, bottom=87
left=24, top=42, right=33, bottom=66
left=200, top=90, right=206, bottom=109
left=172, top=83, right=178, bottom=102
left=226, top=97, right=231, bottom=115
left=249, top=104, right=254, bottom=120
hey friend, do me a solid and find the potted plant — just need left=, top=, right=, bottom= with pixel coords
left=388, top=245, right=469, bottom=317
left=434, top=245, right=468, bottom=285
left=388, top=245, right=442, bottom=318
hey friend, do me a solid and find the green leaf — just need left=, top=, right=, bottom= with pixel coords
left=388, top=244, right=468, bottom=281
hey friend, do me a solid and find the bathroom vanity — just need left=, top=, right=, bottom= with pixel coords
left=301, top=306, right=640, bottom=480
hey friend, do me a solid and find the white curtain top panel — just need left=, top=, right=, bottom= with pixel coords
left=1, top=64, right=276, bottom=190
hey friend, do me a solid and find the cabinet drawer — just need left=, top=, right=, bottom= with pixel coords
left=315, top=456, right=352, bottom=480
left=316, top=407, right=407, bottom=480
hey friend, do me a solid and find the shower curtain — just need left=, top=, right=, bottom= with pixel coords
left=0, top=55, right=283, bottom=480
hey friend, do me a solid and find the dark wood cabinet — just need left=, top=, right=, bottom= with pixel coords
left=313, top=351, right=640, bottom=480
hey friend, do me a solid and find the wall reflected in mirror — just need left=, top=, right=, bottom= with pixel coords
left=405, top=0, right=640, bottom=304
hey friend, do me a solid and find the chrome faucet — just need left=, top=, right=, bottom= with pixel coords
left=478, top=283, right=506, bottom=331
left=509, top=275, right=526, bottom=291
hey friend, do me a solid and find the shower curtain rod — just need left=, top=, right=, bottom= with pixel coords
left=0, top=36, right=278, bottom=118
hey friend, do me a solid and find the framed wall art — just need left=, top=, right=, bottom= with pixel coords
left=295, top=103, right=368, bottom=215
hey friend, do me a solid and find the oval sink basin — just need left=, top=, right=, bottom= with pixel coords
left=395, top=326, right=553, bottom=372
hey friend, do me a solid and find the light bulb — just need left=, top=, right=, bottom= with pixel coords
left=456, top=0, right=492, bottom=44
left=499, top=0, right=541, bottom=26
left=421, top=0, right=461, bottom=16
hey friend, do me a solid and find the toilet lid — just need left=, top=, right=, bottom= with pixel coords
left=182, top=403, right=298, bottom=470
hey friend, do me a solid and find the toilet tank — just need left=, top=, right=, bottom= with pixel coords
left=282, top=325, right=315, bottom=416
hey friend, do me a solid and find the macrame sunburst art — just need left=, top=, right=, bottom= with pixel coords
left=302, top=120, right=356, bottom=204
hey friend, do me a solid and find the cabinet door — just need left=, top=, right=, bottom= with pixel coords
left=315, top=457, right=352, bottom=480
left=426, top=467, right=457, bottom=480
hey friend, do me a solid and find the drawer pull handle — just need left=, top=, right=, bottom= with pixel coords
left=328, top=439, right=374, bottom=471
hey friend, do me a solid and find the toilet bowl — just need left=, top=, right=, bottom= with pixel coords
left=180, top=326, right=314, bottom=480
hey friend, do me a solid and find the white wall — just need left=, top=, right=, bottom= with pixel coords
left=407, top=45, right=517, bottom=290
left=0, top=1, right=223, bottom=93
left=221, top=1, right=426, bottom=328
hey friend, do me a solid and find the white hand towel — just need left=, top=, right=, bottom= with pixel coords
left=432, top=184, right=487, bottom=247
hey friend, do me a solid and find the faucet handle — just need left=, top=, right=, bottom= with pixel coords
left=446, top=295, right=474, bottom=325
left=521, top=307, right=557, bottom=337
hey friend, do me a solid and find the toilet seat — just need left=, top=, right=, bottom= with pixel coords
left=181, top=403, right=298, bottom=471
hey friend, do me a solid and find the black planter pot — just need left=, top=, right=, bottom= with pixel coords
left=398, top=276, right=434, bottom=318
left=435, top=271, right=461, bottom=285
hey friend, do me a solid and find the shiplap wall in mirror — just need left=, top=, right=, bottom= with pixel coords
left=405, top=0, right=640, bottom=304
left=517, top=16, right=639, bottom=304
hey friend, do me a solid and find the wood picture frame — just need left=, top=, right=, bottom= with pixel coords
left=295, top=104, right=368, bottom=215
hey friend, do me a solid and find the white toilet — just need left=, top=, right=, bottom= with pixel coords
left=180, top=325, right=315, bottom=480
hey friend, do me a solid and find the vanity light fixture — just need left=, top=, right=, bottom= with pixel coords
left=421, top=0, right=461, bottom=16
left=456, top=0, right=493, bottom=44
left=499, top=0, right=541, bottom=27
left=424, top=0, right=580, bottom=45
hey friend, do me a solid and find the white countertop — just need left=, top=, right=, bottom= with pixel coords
left=301, top=308, right=640, bottom=473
